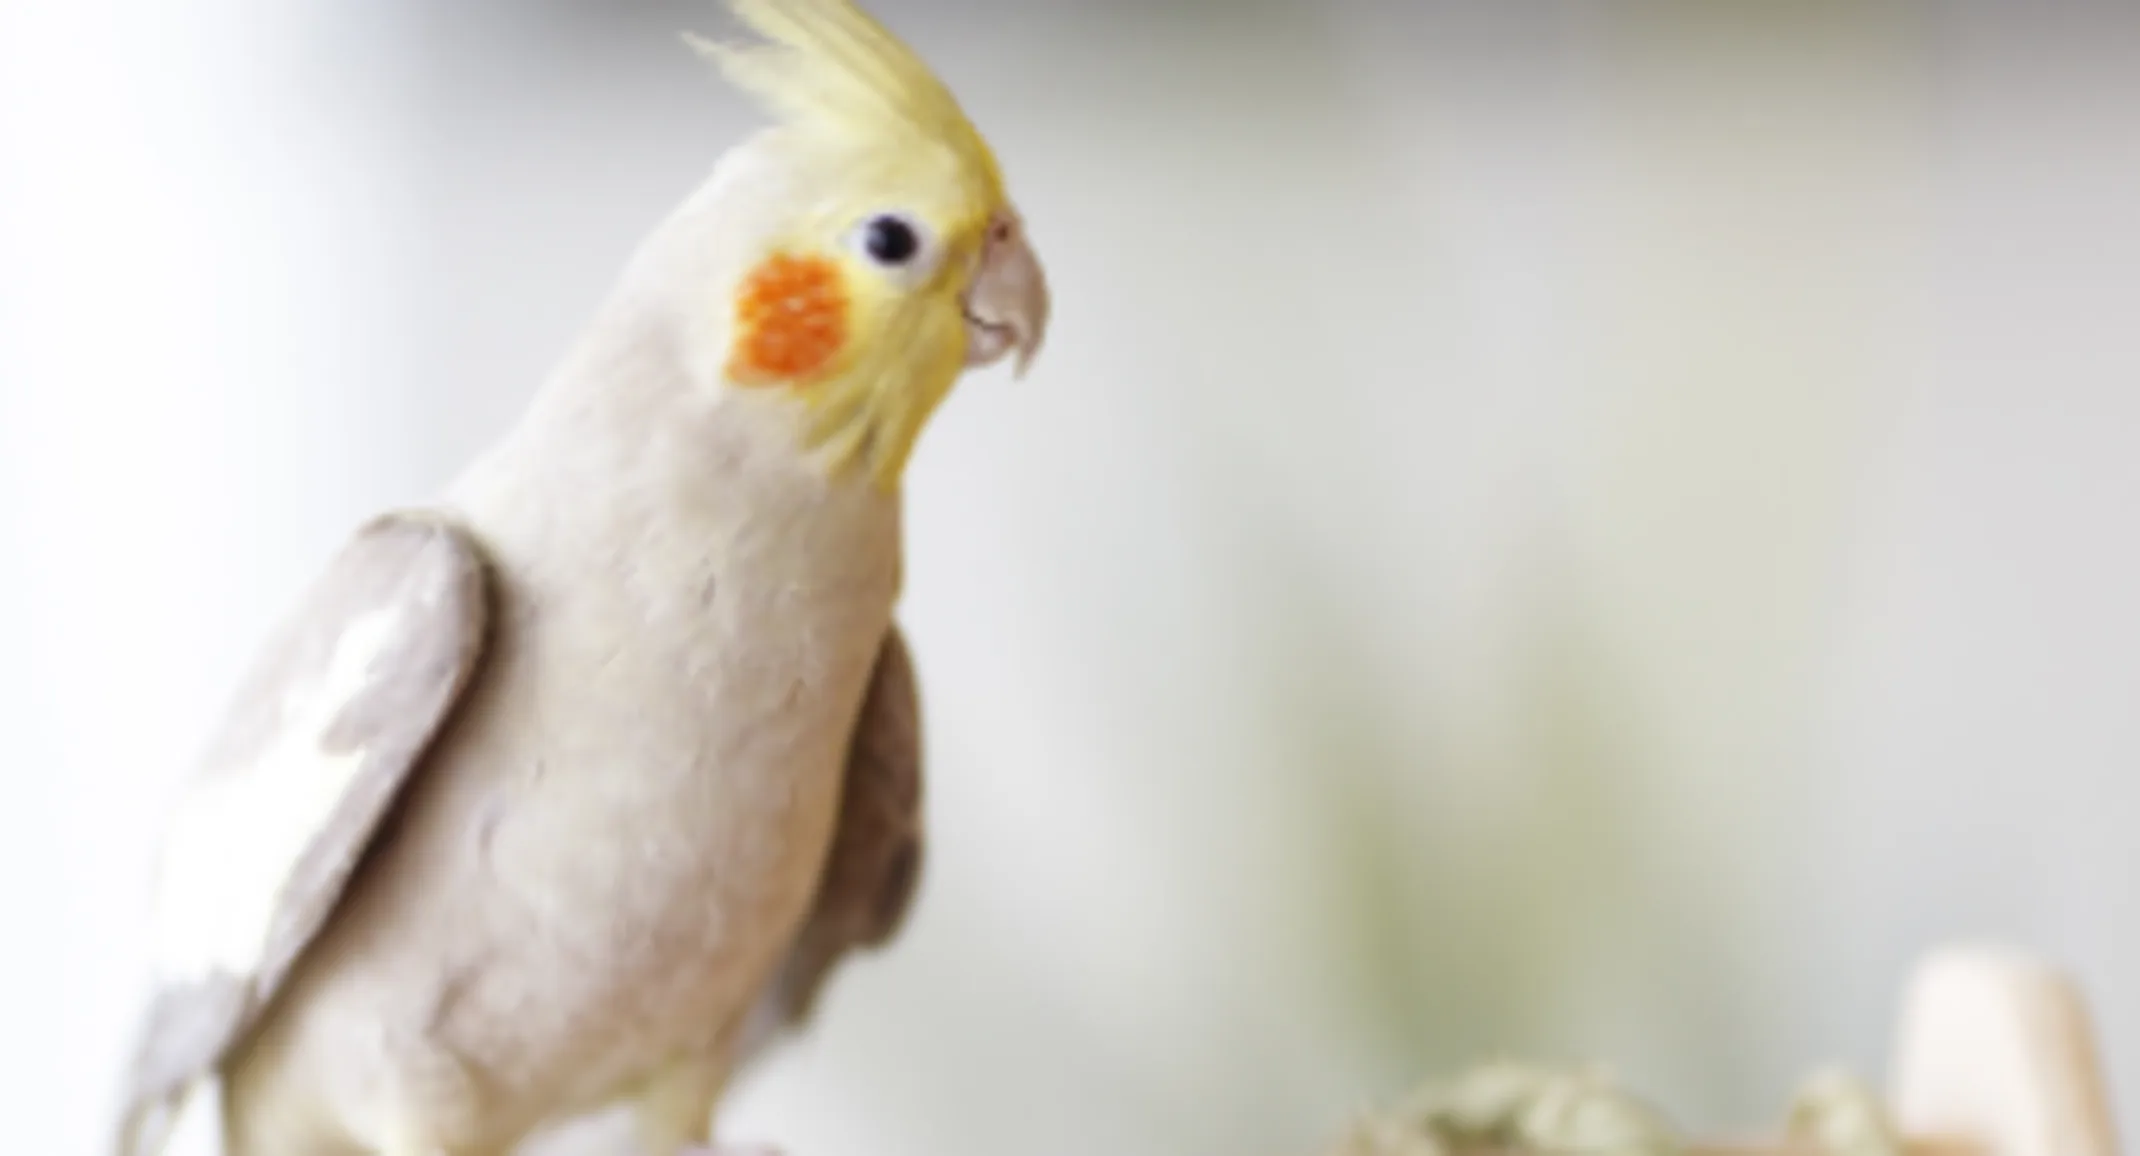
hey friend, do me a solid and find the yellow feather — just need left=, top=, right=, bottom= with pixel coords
left=685, top=0, right=1013, bottom=490
left=685, top=0, right=1004, bottom=206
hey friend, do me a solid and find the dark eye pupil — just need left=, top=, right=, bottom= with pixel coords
left=865, top=216, right=919, bottom=265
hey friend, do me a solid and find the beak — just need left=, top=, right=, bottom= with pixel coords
left=961, top=210, right=1050, bottom=377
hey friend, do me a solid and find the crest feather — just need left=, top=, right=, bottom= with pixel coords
left=686, top=0, right=1002, bottom=199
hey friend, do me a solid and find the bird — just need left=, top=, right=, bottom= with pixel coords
left=111, top=1, right=1049, bottom=1152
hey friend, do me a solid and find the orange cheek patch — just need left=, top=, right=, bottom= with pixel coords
left=728, top=252, right=849, bottom=386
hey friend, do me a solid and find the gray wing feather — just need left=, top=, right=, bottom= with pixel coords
left=113, top=510, right=492, bottom=1156
left=738, top=625, right=925, bottom=1065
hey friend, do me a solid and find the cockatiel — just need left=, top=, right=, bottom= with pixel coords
left=111, top=1, right=1049, bottom=1153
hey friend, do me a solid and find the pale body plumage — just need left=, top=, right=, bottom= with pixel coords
left=220, top=148, right=902, bottom=1154
left=113, top=2, right=1050, bottom=1153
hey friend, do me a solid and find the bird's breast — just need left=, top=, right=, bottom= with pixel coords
left=408, top=471, right=904, bottom=1110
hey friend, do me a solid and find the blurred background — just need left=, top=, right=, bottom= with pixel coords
left=4, top=1, right=2138, bottom=1154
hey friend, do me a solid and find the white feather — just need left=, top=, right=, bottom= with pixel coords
left=150, top=605, right=407, bottom=982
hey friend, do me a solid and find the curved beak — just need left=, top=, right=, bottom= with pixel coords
left=961, top=210, right=1050, bottom=378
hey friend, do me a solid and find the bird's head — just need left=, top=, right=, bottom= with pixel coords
left=664, top=0, right=1049, bottom=490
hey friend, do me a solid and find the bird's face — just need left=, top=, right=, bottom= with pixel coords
left=687, top=0, right=1051, bottom=489
left=717, top=144, right=1050, bottom=485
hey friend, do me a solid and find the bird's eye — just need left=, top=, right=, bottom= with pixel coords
left=848, top=211, right=938, bottom=282
left=864, top=215, right=920, bottom=265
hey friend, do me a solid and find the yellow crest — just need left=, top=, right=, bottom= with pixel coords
left=687, top=0, right=1005, bottom=205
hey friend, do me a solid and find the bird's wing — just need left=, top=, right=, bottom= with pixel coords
left=114, top=510, right=492, bottom=1156
left=737, top=624, right=925, bottom=1064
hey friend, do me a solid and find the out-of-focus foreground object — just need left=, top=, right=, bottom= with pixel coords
left=1703, top=945, right=2118, bottom=1155
left=1329, top=945, right=2119, bottom=1156
left=1884, top=947, right=2120, bottom=1156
